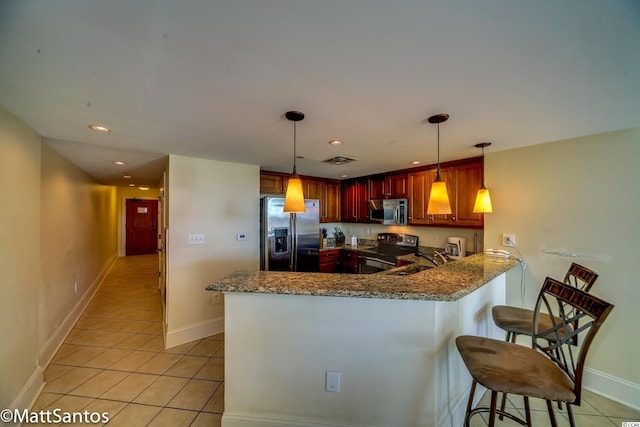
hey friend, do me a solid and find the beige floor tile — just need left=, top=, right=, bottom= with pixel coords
left=164, top=355, right=210, bottom=378
left=51, top=343, right=84, bottom=362
left=163, top=340, right=200, bottom=355
left=113, top=333, right=156, bottom=350
left=141, top=322, right=163, bottom=335
left=118, top=320, right=155, bottom=334
left=42, top=394, right=94, bottom=413
left=136, top=352, right=182, bottom=374
left=108, top=350, right=157, bottom=372
left=137, top=335, right=165, bottom=352
left=83, top=348, right=132, bottom=369
left=44, top=364, right=74, bottom=382
left=611, top=416, right=640, bottom=424
left=77, top=398, right=127, bottom=425
left=206, top=332, right=224, bottom=341
left=104, top=403, right=162, bottom=427
left=167, top=379, right=218, bottom=411
left=194, top=357, right=224, bottom=381
left=190, top=412, right=222, bottom=427
left=133, top=376, right=189, bottom=406
left=31, top=392, right=64, bottom=411
left=54, top=345, right=106, bottom=366
left=584, top=391, right=640, bottom=419
left=188, top=339, right=223, bottom=357
left=147, top=407, right=198, bottom=426
left=43, top=367, right=102, bottom=394
left=202, top=383, right=224, bottom=413
left=100, top=372, right=159, bottom=402
left=68, top=369, right=129, bottom=398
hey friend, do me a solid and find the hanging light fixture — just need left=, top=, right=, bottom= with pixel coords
left=283, top=111, right=306, bottom=213
left=426, top=114, right=452, bottom=215
left=473, top=142, right=493, bottom=213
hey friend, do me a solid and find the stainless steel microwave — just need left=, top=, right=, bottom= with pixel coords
left=368, top=198, right=408, bottom=225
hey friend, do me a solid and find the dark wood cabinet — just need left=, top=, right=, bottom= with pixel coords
left=342, top=179, right=369, bottom=223
left=369, top=173, right=408, bottom=199
left=321, top=180, right=341, bottom=222
left=319, top=249, right=342, bottom=273
left=424, top=161, right=484, bottom=228
left=260, top=172, right=287, bottom=194
left=408, top=170, right=429, bottom=225
left=342, top=249, right=359, bottom=274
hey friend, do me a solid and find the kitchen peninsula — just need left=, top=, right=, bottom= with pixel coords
left=207, top=254, right=518, bottom=427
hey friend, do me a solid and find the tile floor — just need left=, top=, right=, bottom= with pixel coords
left=31, top=254, right=639, bottom=426
left=469, top=389, right=640, bottom=426
left=32, top=254, right=223, bottom=426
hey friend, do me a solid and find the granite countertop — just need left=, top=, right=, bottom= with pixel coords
left=206, top=253, right=519, bottom=301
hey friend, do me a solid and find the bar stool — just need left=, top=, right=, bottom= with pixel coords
left=456, top=277, right=613, bottom=427
left=492, top=262, right=598, bottom=344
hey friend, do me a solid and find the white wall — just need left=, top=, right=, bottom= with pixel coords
left=165, top=155, right=259, bottom=348
left=0, top=106, right=42, bottom=410
left=484, top=127, right=640, bottom=408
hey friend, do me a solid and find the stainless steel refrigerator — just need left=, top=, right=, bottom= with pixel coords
left=260, top=197, right=320, bottom=272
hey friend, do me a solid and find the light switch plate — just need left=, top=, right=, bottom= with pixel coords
left=188, top=234, right=205, bottom=245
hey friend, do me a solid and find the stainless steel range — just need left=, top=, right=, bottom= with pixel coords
left=357, top=233, right=419, bottom=274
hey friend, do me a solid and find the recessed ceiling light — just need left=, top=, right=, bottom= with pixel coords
left=113, top=161, right=126, bottom=165
left=138, top=187, right=149, bottom=191
left=340, top=174, right=348, bottom=178
left=328, top=140, right=343, bottom=146
left=410, top=161, right=421, bottom=165
left=123, top=174, right=132, bottom=179
left=88, top=124, right=111, bottom=133
left=128, top=183, right=136, bottom=187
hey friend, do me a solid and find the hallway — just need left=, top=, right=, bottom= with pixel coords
left=32, top=254, right=224, bottom=426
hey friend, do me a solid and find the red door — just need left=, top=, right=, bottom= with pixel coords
left=126, top=199, right=158, bottom=256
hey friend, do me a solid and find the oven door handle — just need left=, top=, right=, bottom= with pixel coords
left=358, top=256, right=396, bottom=266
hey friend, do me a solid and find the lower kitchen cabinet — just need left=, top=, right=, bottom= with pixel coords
left=342, top=249, right=359, bottom=274
left=319, top=249, right=342, bottom=273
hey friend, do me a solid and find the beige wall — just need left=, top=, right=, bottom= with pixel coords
left=485, top=128, right=640, bottom=407
left=0, top=105, right=119, bottom=409
left=0, top=106, right=42, bottom=409
left=39, top=144, right=118, bottom=364
left=165, top=155, right=259, bottom=347
left=116, top=186, right=161, bottom=257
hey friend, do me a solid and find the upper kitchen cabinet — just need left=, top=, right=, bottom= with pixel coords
left=369, top=173, right=408, bottom=199
left=260, top=171, right=287, bottom=194
left=321, top=180, right=341, bottom=223
left=302, top=177, right=322, bottom=200
left=408, top=170, right=429, bottom=225
left=423, top=160, right=484, bottom=228
left=342, top=179, right=369, bottom=223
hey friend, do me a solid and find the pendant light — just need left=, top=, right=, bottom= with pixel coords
left=473, top=142, right=493, bottom=213
left=283, top=111, right=306, bottom=213
left=426, top=114, right=452, bottom=215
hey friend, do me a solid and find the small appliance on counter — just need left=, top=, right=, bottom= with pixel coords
left=445, top=236, right=467, bottom=259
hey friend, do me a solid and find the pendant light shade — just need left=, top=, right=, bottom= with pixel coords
left=473, top=142, right=493, bottom=213
left=427, top=114, right=452, bottom=215
left=283, top=111, right=306, bottom=213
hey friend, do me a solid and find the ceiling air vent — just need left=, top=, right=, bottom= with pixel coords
left=323, top=156, right=358, bottom=165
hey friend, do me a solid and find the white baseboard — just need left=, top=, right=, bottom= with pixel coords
left=583, top=367, right=640, bottom=411
left=39, top=254, right=118, bottom=367
left=222, top=412, right=359, bottom=427
left=165, top=316, right=224, bottom=349
left=9, top=365, right=44, bottom=418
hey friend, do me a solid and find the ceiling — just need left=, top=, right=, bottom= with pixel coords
left=1, top=1, right=639, bottom=187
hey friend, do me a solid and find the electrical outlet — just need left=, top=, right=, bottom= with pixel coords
left=325, top=371, right=341, bottom=393
left=188, top=233, right=205, bottom=245
left=211, top=292, right=221, bottom=304
left=502, top=234, right=515, bottom=247
left=236, top=233, right=247, bottom=241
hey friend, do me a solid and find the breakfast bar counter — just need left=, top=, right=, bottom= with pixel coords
left=206, top=253, right=518, bottom=301
left=209, top=254, right=519, bottom=427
